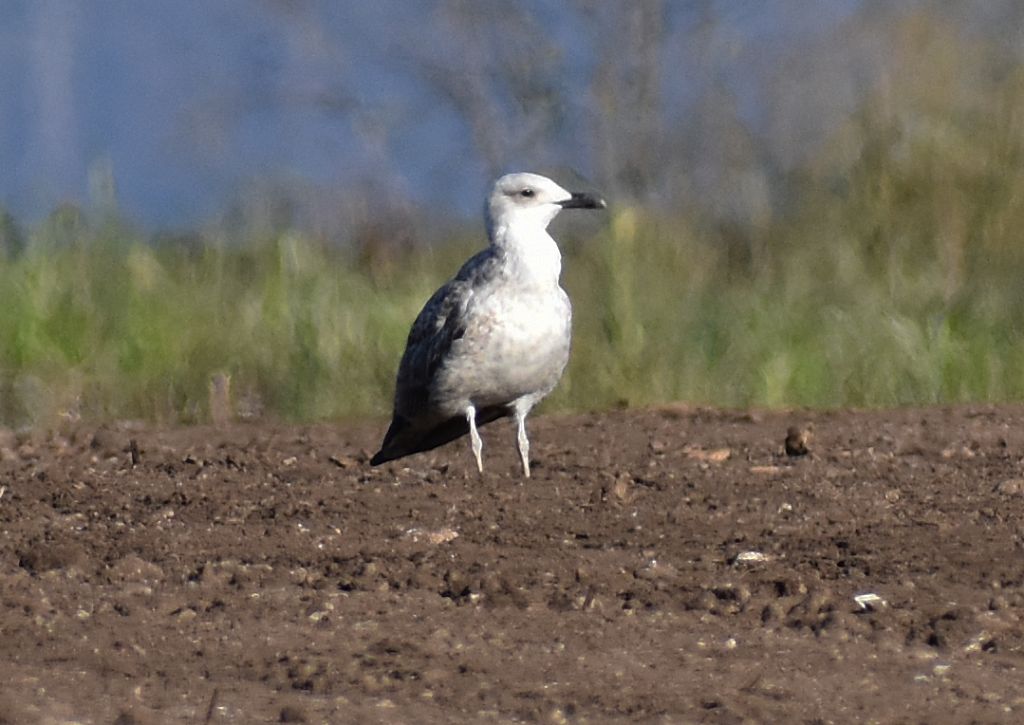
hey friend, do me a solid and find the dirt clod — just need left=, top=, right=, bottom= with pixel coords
left=784, top=424, right=813, bottom=456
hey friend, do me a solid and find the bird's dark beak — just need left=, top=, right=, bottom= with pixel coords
left=558, top=192, right=606, bottom=210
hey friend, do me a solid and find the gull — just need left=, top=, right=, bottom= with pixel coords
left=370, top=172, right=606, bottom=477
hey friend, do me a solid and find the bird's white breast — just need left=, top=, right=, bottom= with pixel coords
left=438, top=280, right=571, bottom=412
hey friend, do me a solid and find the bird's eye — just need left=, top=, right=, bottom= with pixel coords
left=520, top=188, right=535, bottom=198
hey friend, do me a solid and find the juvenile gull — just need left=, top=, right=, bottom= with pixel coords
left=370, top=172, right=605, bottom=476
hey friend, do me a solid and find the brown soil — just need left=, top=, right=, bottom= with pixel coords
left=2, top=405, right=1024, bottom=723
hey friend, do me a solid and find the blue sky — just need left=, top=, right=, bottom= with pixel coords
left=0, top=1, right=863, bottom=229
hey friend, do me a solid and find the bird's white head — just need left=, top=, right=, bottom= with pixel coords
left=486, top=172, right=605, bottom=241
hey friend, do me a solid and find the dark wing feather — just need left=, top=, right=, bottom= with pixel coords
left=369, top=405, right=508, bottom=465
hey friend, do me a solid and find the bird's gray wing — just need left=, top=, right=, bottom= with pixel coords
left=392, top=279, right=470, bottom=415
left=370, top=249, right=506, bottom=464
left=397, top=249, right=502, bottom=409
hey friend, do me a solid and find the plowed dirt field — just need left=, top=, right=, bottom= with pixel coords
left=2, top=406, right=1024, bottom=723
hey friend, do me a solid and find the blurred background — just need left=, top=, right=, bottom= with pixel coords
left=3, top=0, right=1024, bottom=426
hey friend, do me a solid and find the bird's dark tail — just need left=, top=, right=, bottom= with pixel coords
left=370, top=406, right=509, bottom=465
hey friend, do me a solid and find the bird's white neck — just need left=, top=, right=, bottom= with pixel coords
left=490, top=220, right=563, bottom=288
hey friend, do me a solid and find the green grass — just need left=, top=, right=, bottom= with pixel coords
left=1, top=197, right=1024, bottom=428
left=557, top=209, right=1024, bottom=413
left=5, top=83, right=1024, bottom=426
